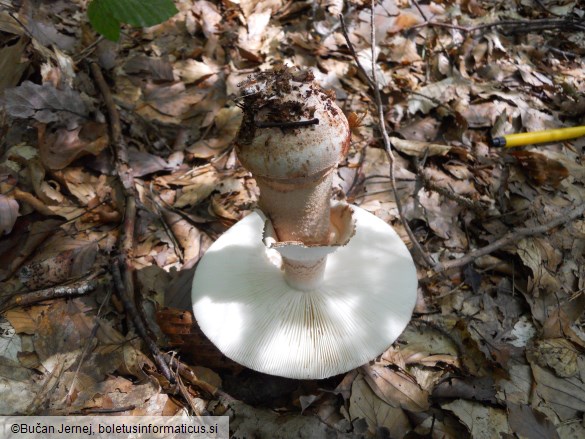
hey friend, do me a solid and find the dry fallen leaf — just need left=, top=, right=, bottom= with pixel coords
left=509, top=150, right=569, bottom=188
left=18, top=241, right=97, bottom=290
left=530, top=338, right=579, bottom=378
left=390, top=137, right=452, bottom=158
left=361, top=362, right=430, bottom=412
left=2, top=81, right=88, bottom=129
left=39, top=122, right=109, bottom=170
left=433, top=376, right=497, bottom=404
left=349, top=371, right=411, bottom=437
left=0, top=195, right=18, bottom=235
left=442, top=399, right=510, bottom=438
left=507, top=403, right=560, bottom=439
left=530, top=362, right=585, bottom=421
left=0, top=38, right=29, bottom=94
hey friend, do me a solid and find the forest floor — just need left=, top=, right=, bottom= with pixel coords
left=1, top=0, right=585, bottom=438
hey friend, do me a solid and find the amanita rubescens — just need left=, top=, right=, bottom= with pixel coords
left=192, top=67, right=417, bottom=379
left=235, top=68, right=351, bottom=290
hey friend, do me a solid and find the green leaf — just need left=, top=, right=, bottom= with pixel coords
left=103, top=0, right=178, bottom=27
left=88, top=0, right=120, bottom=41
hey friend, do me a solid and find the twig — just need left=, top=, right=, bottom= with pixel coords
left=93, top=61, right=136, bottom=301
left=417, top=166, right=486, bottom=214
left=433, top=201, right=585, bottom=273
left=90, top=62, right=136, bottom=269
left=112, top=260, right=174, bottom=383
left=91, top=63, right=176, bottom=385
left=408, top=17, right=585, bottom=34
left=66, top=284, right=113, bottom=406
left=411, top=0, right=428, bottom=21
left=90, top=63, right=133, bottom=193
left=339, top=15, right=376, bottom=91
left=255, top=118, right=319, bottom=129
left=0, top=273, right=106, bottom=312
left=164, top=353, right=235, bottom=402
left=534, top=0, right=562, bottom=17
left=82, top=405, right=136, bottom=414
left=340, top=4, right=435, bottom=268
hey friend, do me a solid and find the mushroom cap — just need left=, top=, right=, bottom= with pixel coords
left=235, top=71, right=350, bottom=180
left=191, top=205, right=418, bottom=379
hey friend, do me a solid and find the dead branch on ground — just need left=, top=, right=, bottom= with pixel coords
left=91, top=63, right=183, bottom=390
left=433, top=200, right=585, bottom=273
left=408, top=17, right=585, bottom=35
left=0, top=271, right=106, bottom=312
left=111, top=260, right=174, bottom=382
left=340, top=6, right=436, bottom=268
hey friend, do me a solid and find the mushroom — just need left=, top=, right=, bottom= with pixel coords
left=192, top=67, right=417, bottom=379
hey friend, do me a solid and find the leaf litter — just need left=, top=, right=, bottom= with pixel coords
left=1, top=0, right=585, bottom=437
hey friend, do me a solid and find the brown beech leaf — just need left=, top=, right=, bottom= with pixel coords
left=349, top=372, right=411, bottom=437
left=542, top=294, right=585, bottom=349
left=128, top=149, right=170, bottom=177
left=361, top=362, right=430, bottom=412
left=509, top=150, right=569, bottom=188
left=442, top=399, right=510, bottom=438
left=0, top=219, right=62, bottom=282
left=390, top=137, right=452, bottom=158
left=123, top=55, right=174, bottom=81
left=39, top=122, right=109, bottom=170
left=530, top=338, right=579, bottom=378
left=530, top=363, right=585, bottom=421
left=2, top=81, right=88, bottom=128
left=392, top=324, right=460, bottom=368
left=0, top=38, right=29, bottom=94
left=508, top=403, right=559, bottom=439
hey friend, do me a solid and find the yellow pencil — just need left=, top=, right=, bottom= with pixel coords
left=491, top=125, right=585, bottom=148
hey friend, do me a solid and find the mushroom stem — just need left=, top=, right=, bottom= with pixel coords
left=235, top=67, right=350, bottom=290
left=255, top=170, right=333, bottom=245
left=282, top=257, right=326, bottom=291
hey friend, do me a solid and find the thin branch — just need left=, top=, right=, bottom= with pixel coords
left=408, top=17, right=585, bottom=34
left=255, top=117, right=319, bottom=129
left=66, top=284, right=113, bottom=406
left=471, top=18, right=585, bottom=33
left=92, top=61, right=136, bottom=309
left=112, top=260, right=175, bottom=383
left=411, top=0, right=428, bottom=21
left=164, top=353, right=235, bottom=402
left=339, top=15, right=376, bottom=90
left=433, top=201, right=585, bottom=273
left=340, top=4, right=435, bottom=268
left=0, top=273, right=106, bottom=312
left=90, top=62, right=133, bottom=193
left=81, top=405, right=136, bottom=414
left=416, top=163, right=487, bottom=214
left=90, top=62, right=136, bottom=269
left=91, top=63, right=178, bottom=387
